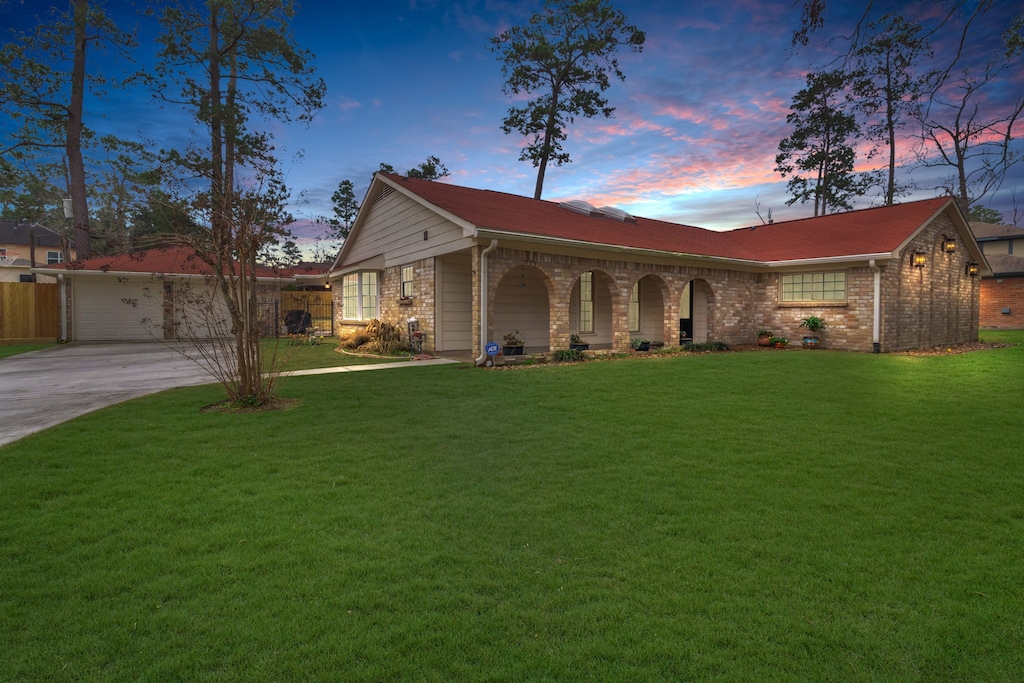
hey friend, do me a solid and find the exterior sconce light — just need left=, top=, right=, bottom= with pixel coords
left=942, top=236, right=956, bottom=253
left=323, top=282, right=331, bottom=290
left=966, top=262, right=979, bottom=277
left=912, top=252, right=926, bottom=268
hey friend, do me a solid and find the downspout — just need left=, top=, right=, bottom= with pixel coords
left=57, top=273, right=68, bottom=343
left=474, top=239, right=499, bottom=366
left=869, top=260, right=881, bottom=353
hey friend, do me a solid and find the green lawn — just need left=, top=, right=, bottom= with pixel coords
left=264, top=337, right=409, bottom=372
left=2, top=333, right=1023, bottom=680
left=0, top=342, right=55, bottom=359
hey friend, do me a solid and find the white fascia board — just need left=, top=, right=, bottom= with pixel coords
left=762, top=253, right=893, bottom=268
left=473, top=229, right=762, bottom=268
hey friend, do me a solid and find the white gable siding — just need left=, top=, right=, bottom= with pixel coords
left=345, top=189, right=474, bottom=268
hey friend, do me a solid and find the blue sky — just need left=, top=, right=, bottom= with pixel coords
left=3, top=1, right=1023, bottom=252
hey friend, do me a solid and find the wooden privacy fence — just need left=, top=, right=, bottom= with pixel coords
left=1, top=282, right=59, bottom=342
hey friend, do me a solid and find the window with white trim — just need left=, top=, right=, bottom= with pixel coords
left=579, top=271, right=593, bottom=333
left=780, top=272, right=846, bottom=302
left=629, top=282, right=640, bottom=331
left=400, top=265, right=414, bottom=298
left=342, top=272, right=378, bottom=320
left=47, top=250, right=63, bottom=264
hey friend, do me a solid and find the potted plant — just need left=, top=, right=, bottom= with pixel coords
left=798, top=315, right=826, bottom=348
left=502, top=330, right=525, bottom=356
left=769, top=336, right=788, bottom=348
left=569, top=333, right=589, bottom=351
left=757, top=330, right=773, bottom=347
left=630, top=336, right=651, bottom=352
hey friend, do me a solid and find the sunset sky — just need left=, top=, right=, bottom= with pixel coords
left=3, top=1, right=1022, bottom=250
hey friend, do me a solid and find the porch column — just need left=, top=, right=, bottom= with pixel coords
left=611, top=279, right=632, bottom=352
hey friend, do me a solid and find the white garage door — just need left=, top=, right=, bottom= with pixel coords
left=73, top=276, right=165, bottom=341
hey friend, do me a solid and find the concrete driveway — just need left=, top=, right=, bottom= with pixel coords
left=0, top=342, right=216, bottom=447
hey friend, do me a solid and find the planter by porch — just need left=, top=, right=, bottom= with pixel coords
left=802, top=336, right=820, bottom=349
left=569, top=342, right=590, bottom=351
left=502, top=345, right=525, bottom=356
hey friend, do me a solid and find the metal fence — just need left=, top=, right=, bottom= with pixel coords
left=258, top=291, right=334, bottom=337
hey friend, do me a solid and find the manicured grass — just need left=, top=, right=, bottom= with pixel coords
left=0, top=342, right=55, bottom=359
left=2, top=334, right=1023, bottom=680
left=262, top=337, right=409, bottom=372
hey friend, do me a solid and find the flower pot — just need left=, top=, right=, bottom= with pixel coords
left=774, top=342, right=786, bottom=349
left=502, top=345, right=524, bottom=356
left=636, top=341, right=650, bottom=352
left=802, top=336, right=820, bottom=349
left=569, top=343, right=589, bottom=351
left=757, top=336, right=772, bottom=347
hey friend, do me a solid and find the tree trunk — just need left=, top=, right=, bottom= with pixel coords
left=67, top=0, right=91, bottom=259
left=533, top=90, right=560, bottom=200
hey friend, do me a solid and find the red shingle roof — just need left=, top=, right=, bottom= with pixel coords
left=383, top=174, right=957, bottom=262
left=36, top=246, right=289, bottom=279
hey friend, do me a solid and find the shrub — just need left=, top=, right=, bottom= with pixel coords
left=340, top=320, right=409, bottom=354
left=683, top=341, right=730, bottom=352
left=552, top=348, right=587, bottom=363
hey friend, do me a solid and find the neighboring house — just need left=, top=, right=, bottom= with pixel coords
left=0, top=221, right=75, bottom=283
left=972, top=222, right=1024, bottom=329
left=330, top=173, right=989, bottom=358
left=33, top=247, right=294, bottom=342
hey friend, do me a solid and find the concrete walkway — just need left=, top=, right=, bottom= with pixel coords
left=0, top=343, right=458, bottom=447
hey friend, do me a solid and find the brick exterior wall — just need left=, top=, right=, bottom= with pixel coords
left=333, top=258, right=438, bottom=352
left=333, top=214, right=983, bottom=355
left=881, top=214, right=980, bottom=351
left=980, top=276, right=1024, bottom=329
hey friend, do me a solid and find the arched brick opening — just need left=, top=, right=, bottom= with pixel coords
left=630, top=274, right=670, bottom=345
left=493, top=264, right=554, bottom=352
left=680, top=278, right=715, bottom=343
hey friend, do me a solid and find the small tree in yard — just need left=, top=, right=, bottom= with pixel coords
left=147, top=0, right=325, bottom=407
left=159, top=178, right=293, bottom=405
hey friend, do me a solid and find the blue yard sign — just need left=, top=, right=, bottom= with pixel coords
left=485, top=342, right=499, bottom=357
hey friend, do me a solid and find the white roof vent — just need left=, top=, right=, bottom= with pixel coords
left=560, top=199, right=603, bottom=217
left=597, top=206, right=636, bottom=223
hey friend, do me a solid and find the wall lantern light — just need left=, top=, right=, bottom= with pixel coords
left=912, top=252, right=927, bottom=268
left=942, top=236, right=957, bottom=253
left=966, top=262, right=979, bottom=277
left=324, top=282, right=331, bottom=290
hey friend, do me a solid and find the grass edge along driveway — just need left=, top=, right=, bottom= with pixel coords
left=1, top=331, right=1022, bottom=680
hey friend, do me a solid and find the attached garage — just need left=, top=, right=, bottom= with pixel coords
left=72, top=275, right=165, bottom=341
left=37, top=247, right=298, bottom=343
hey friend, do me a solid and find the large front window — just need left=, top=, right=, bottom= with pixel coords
left=781, top=272, right=847, bottom=302
left=47, top=250, right=63, bottom=265
left=342, top=272, right=378, bottom=320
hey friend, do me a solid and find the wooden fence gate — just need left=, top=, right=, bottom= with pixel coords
left=1, top=282, right=59, bottom=342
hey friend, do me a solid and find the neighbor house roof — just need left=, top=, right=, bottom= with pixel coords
left=34, top=246, right=290, bottom=279
left=970, top=222, right=1024, bottom=240
left=985, top=253, right=1024, bottom=276
left=0, top=221, right=68, bottom=248
left=376, top=174, right=962, bottom=264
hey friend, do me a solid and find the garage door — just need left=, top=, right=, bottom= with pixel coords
left=73, top=276, right=165, bottom=341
